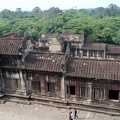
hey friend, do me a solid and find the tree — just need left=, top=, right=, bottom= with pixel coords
left=113, top=29, right=120, bottom=44
left=94, top=7, right=105, bottom=19
left=108, top=4, right=119, bottom=16
left=44, top=7, right=62, bottom=19
left=16, top=8, right=22, bottom=12
left=79, top=9, right=88, bottom=14
left=15, top=8, right=22, bottom=18
left=0, top=9, right=12, bottom=19
left=63, top=13, right=93, bottom=35
left=32, top=7, right=42, bottom=13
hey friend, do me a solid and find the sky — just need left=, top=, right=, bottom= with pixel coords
left=0, top=0, right=120, bottom=11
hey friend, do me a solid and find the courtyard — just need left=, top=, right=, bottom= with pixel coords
left=0, top=102, right=120, bottom=120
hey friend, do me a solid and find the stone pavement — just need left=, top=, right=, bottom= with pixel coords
left=0, top=102, right=120, bottom=120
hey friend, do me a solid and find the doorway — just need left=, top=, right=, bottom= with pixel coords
left=109, top=90, right=119, bottom=100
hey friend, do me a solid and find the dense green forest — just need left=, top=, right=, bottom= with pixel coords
left=0, top=3, right=120, bottom=44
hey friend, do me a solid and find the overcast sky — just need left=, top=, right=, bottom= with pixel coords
left=0, top=0, right=120, bottom=11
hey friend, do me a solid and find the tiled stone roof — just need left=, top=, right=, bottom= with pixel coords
left=106, top=46, right=120, bottom=54
left=66, top=58, right=120, bottom=80
left=0, top=36, right=22, bottom=55
left=83, top=42, right=106, bottom=50
left=25, top=52, right=66, bottom=72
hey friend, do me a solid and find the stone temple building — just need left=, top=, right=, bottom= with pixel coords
left=0, top=32, right=120, bottom=113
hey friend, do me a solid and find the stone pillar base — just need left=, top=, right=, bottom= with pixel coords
left=86, top=99, right=92, bottom=104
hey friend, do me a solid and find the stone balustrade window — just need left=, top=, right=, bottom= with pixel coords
left=81, top=87, right=88, bottom=98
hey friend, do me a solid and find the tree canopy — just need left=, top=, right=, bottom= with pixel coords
left=0, top=4, right=120, bottom=44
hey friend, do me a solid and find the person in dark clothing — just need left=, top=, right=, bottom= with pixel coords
left=74, top=108, right=78, bottom=118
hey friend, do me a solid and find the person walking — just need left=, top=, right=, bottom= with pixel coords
left=69, top=111, right=73, bottom=120
left=71, top=110, right=75, bottom=120
left=74, top=108, right=78, bottom=119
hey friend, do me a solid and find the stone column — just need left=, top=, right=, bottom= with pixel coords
left=75, top=49, right=77, bottom=57
left=87, top=50, right=89, bottom=58
left=97, top=51, right=99, bottom=58
left=41, top=79, right=46, bottom=96
left=78, top=50, right=82, bottom=58
left=19, top=70, right=27, bottom=95
left=87, top=82, right=92, bottom=102
left=23, top=72, right=31, bottom=95
left=104, top=50, right=106, bottom=59
left=61, top=76, right=66, bottom=101
left=119, top=90, right=120, bottom=103
left=104, top=88, right=108, bottom=101
left=80, top=50, right=83, bottom=58
left=0, top=69, right=2, bottom=94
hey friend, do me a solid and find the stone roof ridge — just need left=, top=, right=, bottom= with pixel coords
left=0, top=33, right=22, bottom=40
left=40, top=33, right=59, bottom=37
left=1, top=32, right=20, bottom=38
left=61, top=33, right=83, bottom=36
left=107, top=45, right=120, bottom=48
left=0, top=37, right=22, bottom=40
left=39, top=34, right=60, bottom=41
left=70, top=57, right=120, bottom=62
left=62, top=31, right=70, bottom=34
left=84, top=40, right=106, bottom=45
left=29, top=51, right=66, bottom=55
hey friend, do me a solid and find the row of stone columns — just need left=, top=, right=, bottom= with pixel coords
left=0, top=68, right=93, bottom=102
left=61, top=76, right=93, bottom=102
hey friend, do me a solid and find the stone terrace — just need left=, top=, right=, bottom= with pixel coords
left=0, top=102, right=120, bottom=120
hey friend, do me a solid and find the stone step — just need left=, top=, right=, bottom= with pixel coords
left=30, top=100, right=120, bottom=116
left=71, top=105, right=120, bottom=116
left=0, top=98, right=8, bottom=104
left=4, top=97, right=120, bottom=116
left=8, top=99, right=31, bottom=105
left=69, top=101, right=120, bottom=114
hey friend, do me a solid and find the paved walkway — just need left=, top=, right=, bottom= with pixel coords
left=0, top=102, right=120, bottom=120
